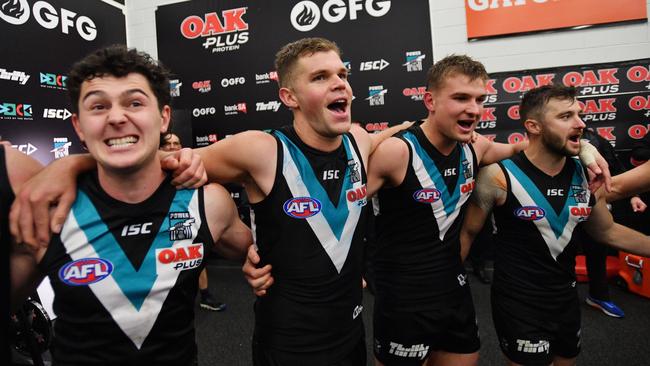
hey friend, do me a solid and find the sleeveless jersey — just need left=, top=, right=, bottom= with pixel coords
left=38, top=172, right=213, bottom=365
left=0, top=146, right=14, bottom=363
left=374, top=126, right=477, bottom=311
left=251, top=126, right=367, bottom=360
left=492, top=152, right=595, bottom=305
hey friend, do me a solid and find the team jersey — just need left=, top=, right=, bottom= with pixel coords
left=1, top=146, right=14, bottom=363
left=251, top=126, right=367, bottom=360
left=374, top=125, right=477, bottom=311
left=39, top=172, right=213, bottom=365
left=492, top=152, right=595, bottom=304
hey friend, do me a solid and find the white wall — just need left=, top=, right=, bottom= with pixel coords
left=430, top=0, right=650, bottom=73
left=124, top=0, right=650, bottom=73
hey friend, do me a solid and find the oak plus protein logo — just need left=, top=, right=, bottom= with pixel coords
left=403, top=51, right=425, bottom=72
left=180, top=7, right=249, bottom=54
left=367, top=85, right=387, bottom=106
left=402, top=86, right=426, bottom=101
left=0, top=68, right=29, bottom=85
left=290, top=0, right=391, bottom=32
left=0, top=0, right=97, bottom=41
left=192, top=80, right=211, bottom=93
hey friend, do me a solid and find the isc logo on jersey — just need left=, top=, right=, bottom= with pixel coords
left=570, top=206, right=591, bottom=222
left=413, top=188, right=441, bottom=203
left=283, top=197, right=322, bottom=218
left=156, top=243, right=204, bottom=272
left=59, top=258, right=113, bottom=286
left=515, top=206, right=545, bottom=221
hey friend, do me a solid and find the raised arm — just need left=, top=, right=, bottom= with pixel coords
left=582, top=188, right=650, bottom=257
left=606, top=161, right=650, bottom=203
left=460, top=164, right=506, bottom=261
left=368, top=121, right=414, bottom=153
left=473, top=133, right=527, bottom=166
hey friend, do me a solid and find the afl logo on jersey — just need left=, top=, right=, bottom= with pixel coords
left=58, top=258, right=113, bottom=286
left=515, top=206, right=546, bottom=221
left=283, top=197, right=322, bottom=218
left=413, top=188, right=441, bottom=203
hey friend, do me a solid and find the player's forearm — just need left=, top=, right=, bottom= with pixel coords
left=598, top=223, right=650, bottom=257
left=215, top=220, right=253, bottom=260
left=10, top=246, right=43, bottom=311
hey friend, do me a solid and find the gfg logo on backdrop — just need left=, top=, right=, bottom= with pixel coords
left=0, top=0, right=97, bottom=41
left=291, top=0, right=391, bottom=32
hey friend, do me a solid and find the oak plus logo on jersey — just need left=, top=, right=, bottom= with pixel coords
left=346, top=185, right=367, bottom=207
left=180, top=7, right=249, bottom=54
left=514, top=206, right=545, bottom=221
left=40, top=72, right=66, bottom=90
left=1, top=0, right=97, bottom=41
left=224, top=102, right=247, bottom=115
left=403, top=51, right=425, bottom=72
left=42, top=108, right=71, bottom=120
left=577, top=98, right=617, bottom=122
left=413, top=188, right=441, bottom=203
left=570, top=206, right=591, bottom=222
left=0, top=68, right=29, bottom=85
left=59, top=258, right=113, bottom=286
left=402, top=86, right=426, bottom=101
left=367, top=85, right=387, bottom=106
left=255, top=71, right=278, bottom=85
left=290, top=0, right=391, bottom=32
left=156, top=242, right=203, bottom=272
left=563, top=68, right=620, bottom=96
left=193, top=106, right=216, bottom=117
left=256, top=100, right=281, bottom=112
left=360, top=59, right=389, bottom=71
left=51, top=137, right=71, bottom=159
left=192, top=80, right=211, bottom=93
left=283, top=197, right=322, bottom=218
left=0, top=102, right=32, bottom=120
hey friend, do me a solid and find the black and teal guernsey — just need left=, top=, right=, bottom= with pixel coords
left=375, top=125, right=477, bottom=311
left=493, top=152, right=595, bottom=305
left=39, top=172, right=212, bottom=366
left=251, top=126, right=368, bottom=359
left=0, top=146, right=14, bottom=363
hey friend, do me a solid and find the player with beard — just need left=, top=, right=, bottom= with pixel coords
left=460, top=84, right=650, bottom=366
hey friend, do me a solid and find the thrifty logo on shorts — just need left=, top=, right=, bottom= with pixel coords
left=388, top=342, right=429, bottom=360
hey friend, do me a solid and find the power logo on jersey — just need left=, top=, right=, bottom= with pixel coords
left=169, top=212, right=194, bottom=241
left=413, top=188, right=441, bottom=203
left=570, top=184, right=589, bottom=203
left=59, top=258, right=113, bottom=286
left=515, top=206, right=546, bottom=221
left=156, top=242, right=203, bottom=272
left=284, top=197, right=322, bottom=218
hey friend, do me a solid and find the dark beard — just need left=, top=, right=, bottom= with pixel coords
left=542, top=130, right=575, bottom=157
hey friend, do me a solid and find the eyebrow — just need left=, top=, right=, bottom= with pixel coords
left=81, top=88, right=150, bottom=103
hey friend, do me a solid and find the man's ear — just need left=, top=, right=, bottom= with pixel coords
left=160, top=105, right=171, bottom=133
left=423, top=90, right=435, bottom=112
left=71, top=113, right=84, bottom=141
left=524, top=118, right=542, bottom=136
left=279, top=87, right=298, bottom=109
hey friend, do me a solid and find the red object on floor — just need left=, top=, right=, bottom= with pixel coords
left=575, top=255, right=620, bottom=283
left=619, top=252, right=650, bottom=299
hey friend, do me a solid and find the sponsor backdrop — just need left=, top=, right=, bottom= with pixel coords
left=0, top=0, right=125, bottom=164
left=155, top=0, right=433, bottom=147
left=465, top=0, right=647, bottom=40
left=479, top=59, right=650, bottom=162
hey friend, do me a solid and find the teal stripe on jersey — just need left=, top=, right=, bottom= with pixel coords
left=71, top=189, right=195, bottom=310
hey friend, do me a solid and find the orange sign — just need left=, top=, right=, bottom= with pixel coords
left=465, top=0, right=647, bottom=39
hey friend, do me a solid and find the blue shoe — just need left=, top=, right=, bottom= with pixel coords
left=586, top=296, right=625, bottom=318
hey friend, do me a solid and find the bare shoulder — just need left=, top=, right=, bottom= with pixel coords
left=202, top=183, right=237, bottom=225
left=349, top=124, right=372, bottom=157
left=371, top=136, right=409, bottom=175
left=470, top=133, right=492, bottom=160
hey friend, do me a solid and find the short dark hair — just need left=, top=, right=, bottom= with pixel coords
left=426, top=54, right=488, bottom=91
left=519, top=84, right=577, bottom=122
left=275, top=37, right=341, bottom=87
left=67, top=45, right=171, bottom=113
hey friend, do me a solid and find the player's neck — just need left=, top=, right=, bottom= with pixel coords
left=420, top=119, right=457, bottom=155
left=524, top=141, right=566, bottom=177
left=293, top=118, right=343, bottom=152
left=97, top=159, right=167, bottom=204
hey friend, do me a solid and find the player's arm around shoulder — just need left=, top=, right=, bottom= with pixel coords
left=460, top=163, right=506, bottom=261
left=607, top=160, right=650, bottom=202
left=196, top=130, right=277, bottom=192
left=473, top=133, right=527, bottom=166
left=349, top=123, right=373, bottom=167
left=203, top=183, right=252, bottom=260
left=367, top=136, right=409, bottom=198
left=582, top=187, right=650, bottom=257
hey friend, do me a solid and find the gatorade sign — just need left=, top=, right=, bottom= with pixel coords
left=465, top=0, right=647, bottom=39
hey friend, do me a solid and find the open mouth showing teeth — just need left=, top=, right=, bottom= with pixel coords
left=458, top=120, right=474, bottom=129
left=328, top=99, right=348, bottom=113
left=568, top=134, right=581, bottom=143
left=106, top=136, right=138, bottom=147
